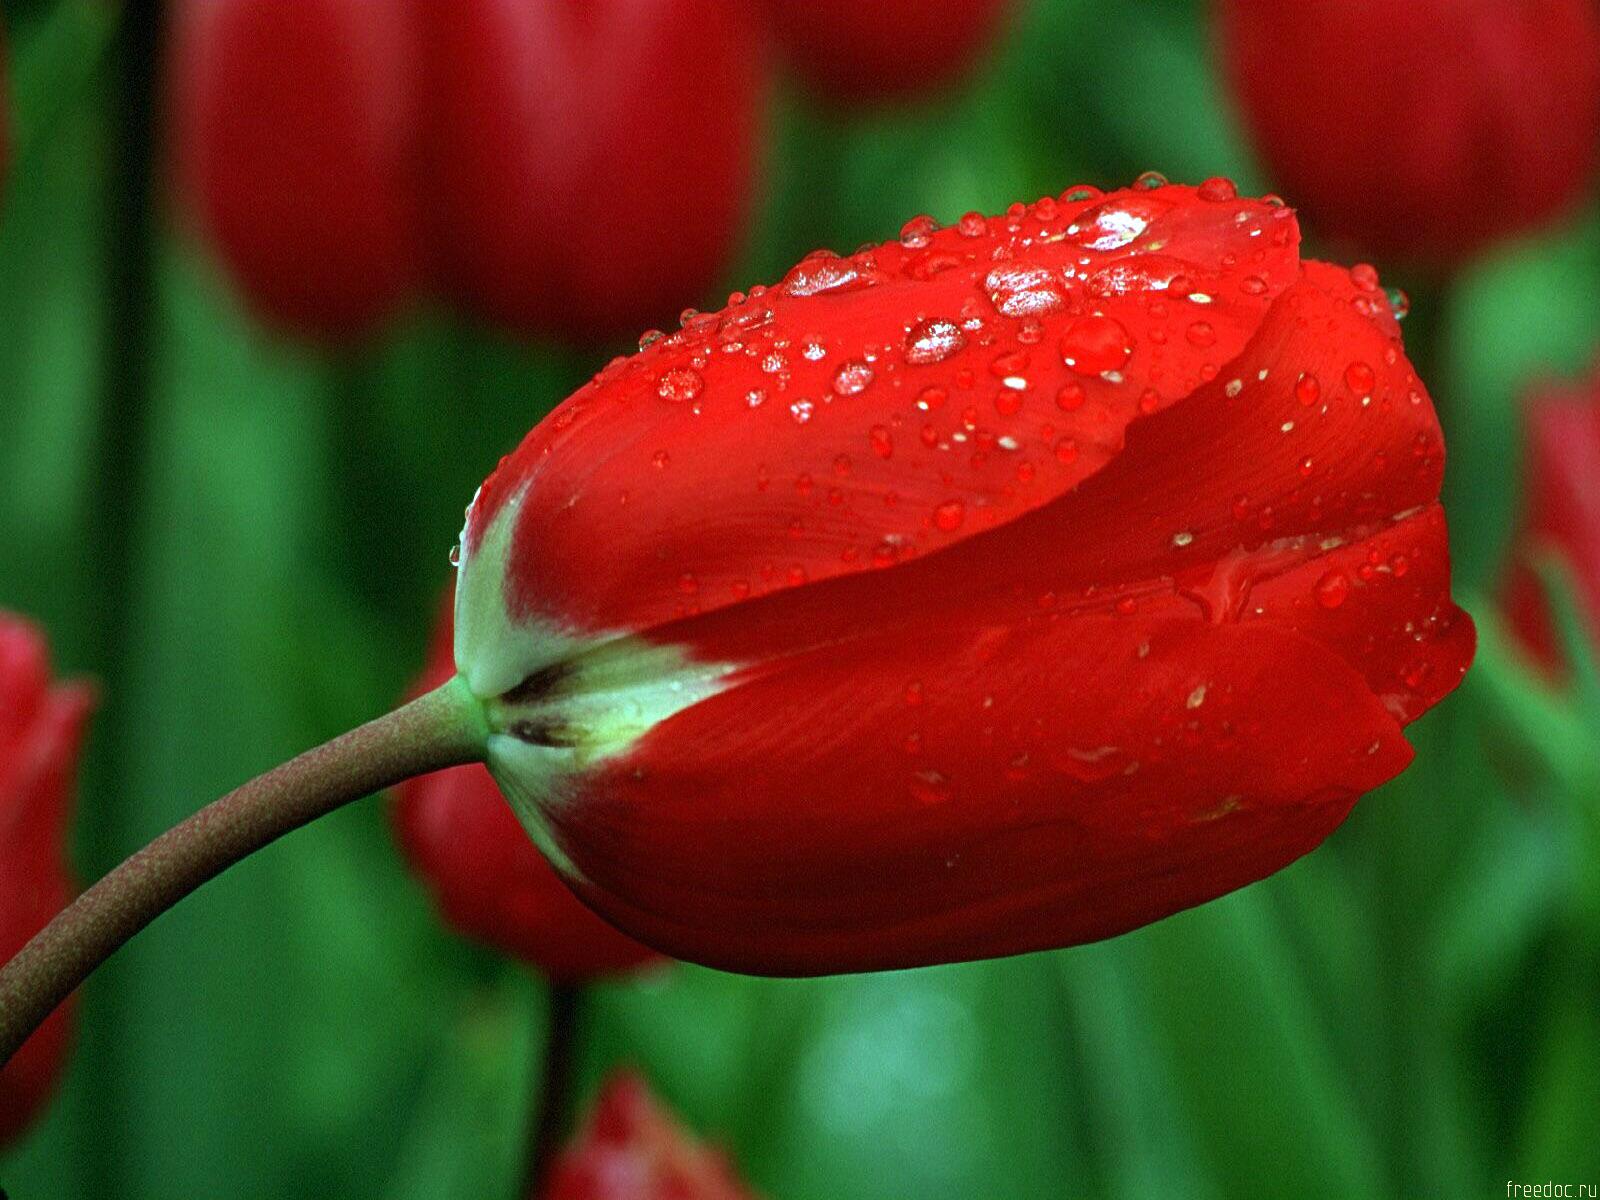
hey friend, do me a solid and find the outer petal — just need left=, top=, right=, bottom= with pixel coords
left=762, top=0, right=1012, bottom=103
left=0, top=615, right=92, bottom=1149
left=462, top=183, right=1302, bottom=652
left=420, top=0, right=765, bottom=341
left=393, top=598, right=661, bottom=980
left=547, top=614, right=1412, bottom=975
left=170, top=0, right=421, bottom=336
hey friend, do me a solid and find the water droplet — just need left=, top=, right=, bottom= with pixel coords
left=1185, top=320, right=1216, bottom=347
left=651, top=449, right=670, bottom=469
left=1196, top=176, right=1237, bottom=202
left=1344, top=360, right=1375, bottom=395
left=801, top=340, right=827, bottom=361
left=745, top=388, right=766, bottom=408
left=1240, top=274, right=1268, bottom=295
left=1386, top=287, right=1410, bottom=320
left=1294, top=372, right=1321, bottom=406
left=1348, top=263, right=1380, bottom=292
left=832, top=360, right=874, bottom=396
left=869, top=425, right=894, bottom=459
left=900, top=214, right=939, bottom=249
left=1054, top=437, right=1079, bottom=464
left=1171, top=530, right=1195, bottom=548
left=983, top=263, right=1070, bottom=317
left=957, top=211, right=987, bottom=238
left=657, top=367, right=703, bottom=402
left=934, top=500, right=966, bottom=531
left=783, top=253, right=870, bottom=297
left=790, top=399, right=815, bottom=424
left=1314, top=570, right=1351, bottom=609
left=1134, top=169, right=1168, bottom=190
left=1055, top=383, right=1085, bottom=412
left=637, top=329, right=664, bottom=350
left=905, top=318, right=967, bottom=365
left=1065, top=200, right=1154, bottom=252
left=1062, top=184, right=1100, bottom=203
left=916, top=385, right=948, bottom=411
left=1058, top=315, right=1132, bottom=374
left=447, top=542, right=462, bottom=566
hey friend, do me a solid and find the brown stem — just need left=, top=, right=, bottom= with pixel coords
left=0, top=678, right=487, bottom=1067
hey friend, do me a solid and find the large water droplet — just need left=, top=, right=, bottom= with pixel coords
left=905, top=318, right=967, bottom=365
left=983, top=263, right=1070, bottom=317
left=1058, top=315, right=1132, bottom=374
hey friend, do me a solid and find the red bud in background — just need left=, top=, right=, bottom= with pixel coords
left=1217, top=0, right=1600, bottom=265
left=393, top=597, right=663, bottom=981
left=1503, top=368, right=1600, bottom=669
left=422, top=0, right=765, bottom=341
left=542, top=1072, right=758, bottom=1200
left=170, top=0, right=422, bottom=337
left=0, top=614, right=93, bottom=1149
left=450, top=179, right=1474, bottom=975
left=762, top=0, right=1011, bottom=104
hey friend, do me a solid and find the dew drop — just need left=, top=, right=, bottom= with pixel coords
left=934, top=500, right=966, bottom=531
left=1134, top=169, right=1168, bottom=190
left=1058, top=315, right=1132, bottom=375
left=905, top=318, right=967, bottom=365
left=1314, top=570, right=1351, bottom=609
left=657, top=366, right=704, bottom=402
left=1294, top=372, right=1321, bottom=406
left=957, top=211, right=987, bottom=238
left=1196, top=176, right=1237, bottom=202
left=1344, top=360, right=1376, bottom=395
left=869, top=425, right=894, bottom=459
left=832, top=359, right=874, bottom=396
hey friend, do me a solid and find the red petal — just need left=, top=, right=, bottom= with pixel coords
left=555, top=613, right=1412, bottom=975
left=467, top=183, right=1301, bottom=636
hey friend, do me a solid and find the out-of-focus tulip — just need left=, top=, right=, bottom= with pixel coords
left=393, top=597, right=663, bottom=980
left=762, top=0, right=1010, bottom=104
left=450, top=177, right=1474, bottom=976
left=0, top=614, right=93, bottom=1148
left=542, top=1072, right=758, bottom=1200
left=421, top=0, right=765, bottom=341
left=170, top=0, right=423, bottom=337
left=1217, top=0, right=1600, bottom=265
left=1504, top=368, right=1600, bottom=668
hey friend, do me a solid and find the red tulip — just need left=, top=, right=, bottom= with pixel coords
left=0, top=614, right=93, bottom=1148
left=170, top=0, right=423, bottom=337
left=762, top=0, right=1011, bottom=104
left=450, top=178, right=1474, bottom=975
left=1503, top=367, right=1600, bottom=668
left=393, top=598, right=663, bottom=980
left=420, top=0, right=765, bottom=340
left=542, top=1072, right=757, bottom=1200
left=1217, top=0, right=1600, bottom=264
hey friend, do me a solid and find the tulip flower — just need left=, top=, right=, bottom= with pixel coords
left=1217, top=0, right=1600, bottom=265
left=169, top=0, right=763, bottom=343
left=393, top=598, right=662, bottom=980
left=421, top=0, right=765, bottom=341
left=0, top=614, right=93, bottom=1148
left=1503, top=368, right=1600, bottom=669
left=762, top=0, right=1011, bottom=104
left=170, top=0, right=424, bottom=338
left=451, top=177, right=1475, bottom=974
left=542, top=1072, right=757, bottom=1200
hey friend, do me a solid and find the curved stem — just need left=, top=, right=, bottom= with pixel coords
left=0, top=677, right=487, bottom=1068
left=526, top=982, right=584, bottom=1194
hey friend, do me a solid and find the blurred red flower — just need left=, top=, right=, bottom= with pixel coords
left=170, top=0, right=763, bottom=344
left=763, top=0, right=1011, bottom=103
left=170, top=0, right=424, bottom=338
left=451, top=179, right=1475, bottom=975
left=1217, top=0, right=1600, bottom=265
left=1504, top=368, right=1600, bottom=668
left=0, top=614, right=93, bottom=1149
left=541, top=1072, right=758, bottom=1200
left=392, top=598, right=662, bottom=981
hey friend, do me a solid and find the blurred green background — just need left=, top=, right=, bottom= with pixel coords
left=3, top=0, right=1599, bottom=1197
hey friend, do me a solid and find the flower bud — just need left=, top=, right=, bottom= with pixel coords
left=453, top=180, right=1474, bottom=975
left=542, top=1071, right=758, bottom=1200
left=1, top=613, right=93, bottom=1148
left=1218, top=0, right=1600, bottom=264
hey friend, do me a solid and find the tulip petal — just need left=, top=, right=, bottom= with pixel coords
left=463, top=184, right=1302, bottom=644
left=553, top=613, right=1411, bottom=974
